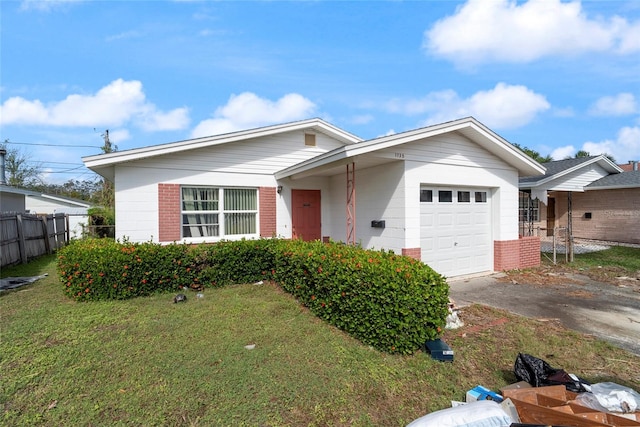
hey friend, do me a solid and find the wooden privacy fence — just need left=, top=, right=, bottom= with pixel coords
left=1, top=212, right=68, bottom=267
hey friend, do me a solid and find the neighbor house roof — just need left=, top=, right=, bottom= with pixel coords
left=276, top=117, right=546, bottom=179
left=520, top=155, right=622, bottom=187
left=519, top=155, right=629, bottom=203
left=83, top=118, right=363, bottom=181
left=27, top=193, right=92, bottom=208
left=0, top=185, right=41, bottom=197
left=586, top=170, right=640, bottom=190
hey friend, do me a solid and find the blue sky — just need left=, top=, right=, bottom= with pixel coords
left=1, top=0, right=639, bottom=184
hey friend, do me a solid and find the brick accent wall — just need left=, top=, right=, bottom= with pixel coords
left=402, top=247, right=421, bottom=260
left=158, top=184, right=181, bottom=242
left=519, top=236, right=541, bottom=268
left=494, top=240, right=520, bottom=271
left=494, top=236, right=541, bottom=271
left=259, top=186, right=277, bottom=237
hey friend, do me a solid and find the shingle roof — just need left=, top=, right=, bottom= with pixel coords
left=520, top=156, right=598, bottom=184
left=587, top=170, right=640, bottom=189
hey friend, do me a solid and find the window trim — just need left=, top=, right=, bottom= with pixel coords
left=181, top=186, right=259, bottom=241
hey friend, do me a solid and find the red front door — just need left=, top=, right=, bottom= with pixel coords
left=292, top=190, right=321, bottom=241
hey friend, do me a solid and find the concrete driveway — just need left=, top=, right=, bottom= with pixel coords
left=448, top=272, right=640, bottom=356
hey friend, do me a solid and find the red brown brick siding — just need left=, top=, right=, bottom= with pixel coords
left=553, top=189, right=640, bottom=244
left=158, top=184, right=181, bottom=242
left=494, top=240, right=520, bottom=271
left=519, top=236, right=541, bottom=268
left=494, top=236, right=541, bottom=271
left=402, top=248, right=421, bottom=260
left=259, top=186, right=277, bottom=237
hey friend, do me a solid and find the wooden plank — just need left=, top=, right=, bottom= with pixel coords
left=41, top=216, right=51, bottom=254
left=16, top=214, right=27, bottom=264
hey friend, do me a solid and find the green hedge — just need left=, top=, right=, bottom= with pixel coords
left=57, top=238, right=449, bottom=354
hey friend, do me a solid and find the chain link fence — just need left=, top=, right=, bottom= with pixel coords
left=532, top=226, right=640, bottom=264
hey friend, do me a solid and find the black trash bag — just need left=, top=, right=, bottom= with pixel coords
left=513, top=353, right=590, bottom=393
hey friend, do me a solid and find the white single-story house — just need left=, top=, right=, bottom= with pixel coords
left=83, top=117, right=546, bottom=278
left=0, top=185, right=91, bottom=239
left=26, top=193, right=91, bottom=239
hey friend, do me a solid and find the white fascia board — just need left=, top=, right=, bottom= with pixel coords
left=585, top=184, right=639, bottom=190
left=276, top=117, right=546, bottom=179
left=83, top=118, right=362, bottom=169
left=39, top=194, right=91, bottom=207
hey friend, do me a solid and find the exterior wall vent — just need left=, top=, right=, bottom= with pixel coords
left=304, top=133, right=316, bottom=147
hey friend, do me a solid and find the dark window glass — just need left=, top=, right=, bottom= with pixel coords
left=438, top=190, right=452, bottom=203
left=420, top=189, right=433, bottom=202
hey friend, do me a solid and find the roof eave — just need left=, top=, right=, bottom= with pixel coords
left=83, top=118, right=362, bottom=170
left=277, top=117, right=546, bottom=180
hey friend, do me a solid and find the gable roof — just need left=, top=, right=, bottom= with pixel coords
left=27, top=193, right=92, bottom=208
left=276, top=117, right=546, bottom=179
left=83, top=118, right=362, bottom=181
left=520, top=155, right=622, bottom=187
left=0, top=185, right=41, bottom=197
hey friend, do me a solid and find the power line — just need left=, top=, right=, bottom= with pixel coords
left=26, top=160, right=85, bottom=166
left=2, top=141, right=102, bottom=148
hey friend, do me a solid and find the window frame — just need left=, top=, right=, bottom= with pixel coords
left=180, top=186, right=259, bottom=241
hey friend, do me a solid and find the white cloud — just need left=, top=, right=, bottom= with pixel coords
left=589, top=93, right=637, bottom=116
left=106, top=30, right=142, bottom=42
left=350, top=114, right=374, bottom=125
left=0, top=79, right=190, bottom=131
left=582, top=126, right=640, bottom=163
left=425, top=0, right=640, bottom=66
left=551, top=145, right=577, bottom=160
left=191, top=92, right=316, bottom=138
left=384, top=83, right=549, bottom=130
left=616, top=16, right=640, bottom=54
left=20, top=0, right=83, bottom=12
left=552, top=126, right=640, bottom=162
left=109, top=129, right=131, bottom=144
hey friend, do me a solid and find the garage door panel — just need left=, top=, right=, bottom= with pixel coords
left=422, top=213, right=434, bottom=226
left=420, top=236, right=434, bottom=251
left=438, top=236, right=455, bottom=250
left=456, top=212, right=471, bottom=226
left=474, top=212, right=490, bottom=226
left=421, top=186, right=492, bottom=277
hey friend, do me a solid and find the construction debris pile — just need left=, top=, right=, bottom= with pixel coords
left=407, top=353, right=640, bottom=427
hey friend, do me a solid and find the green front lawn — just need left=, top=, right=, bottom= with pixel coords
left=2, top=254, right=639, bottom=426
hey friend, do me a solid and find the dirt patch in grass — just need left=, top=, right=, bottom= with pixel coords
left=496, top=266, right=585, bottom=287
left=497, top=263, right=640, bottom=293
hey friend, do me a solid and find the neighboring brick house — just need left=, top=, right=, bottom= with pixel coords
left=519, top=155, right=640, bottom=244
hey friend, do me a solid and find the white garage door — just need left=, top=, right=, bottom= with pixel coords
left=420, top=187, right=492, bottom=277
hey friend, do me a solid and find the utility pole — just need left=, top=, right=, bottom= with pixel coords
left=102, top=129, right=113, bottom=154
left=99, top=130, right=115, bottom=209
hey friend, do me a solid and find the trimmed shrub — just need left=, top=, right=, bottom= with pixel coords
left=57, top=238, right=448, bottom=354
left=58, top=239, right=197, bottom=301
left=273, top=240, right=448, bottom=354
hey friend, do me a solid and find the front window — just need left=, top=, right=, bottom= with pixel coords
left=181, top=187, right=257, bottom=239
